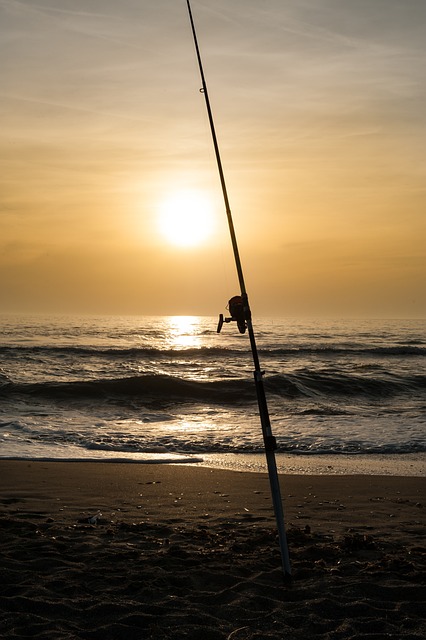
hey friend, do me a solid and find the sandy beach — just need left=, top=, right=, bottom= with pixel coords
left=0, top=460, right=425, bottom=639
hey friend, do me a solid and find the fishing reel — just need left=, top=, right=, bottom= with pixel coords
left=217, top=295, right=247, bottom=334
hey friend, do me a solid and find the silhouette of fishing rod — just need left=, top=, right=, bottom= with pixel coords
left=185, top=0, right=291, bottom=580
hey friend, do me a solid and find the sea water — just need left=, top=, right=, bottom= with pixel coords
left=0, top=315, right=425, bottom=473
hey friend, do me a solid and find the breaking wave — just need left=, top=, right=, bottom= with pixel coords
left=0, top=344, right=425, bottom=358
left=1, top=371, right=424, bottom=404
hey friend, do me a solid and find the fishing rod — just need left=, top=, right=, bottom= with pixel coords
left=185, top=0, right=291, bottom=580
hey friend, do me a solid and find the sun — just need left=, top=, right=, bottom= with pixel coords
left=158, top=189, right=215, bottom=247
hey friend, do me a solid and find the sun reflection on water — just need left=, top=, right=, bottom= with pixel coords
left=168, top=316, right=202, bottom=349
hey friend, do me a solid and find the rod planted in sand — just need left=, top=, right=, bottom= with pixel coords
left=185, top=0, right=291, bottom=579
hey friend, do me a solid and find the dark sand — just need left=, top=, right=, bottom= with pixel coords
left=0, top=461, right=425, bottom=639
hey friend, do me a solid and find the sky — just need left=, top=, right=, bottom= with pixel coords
left=1, top=0, right=425, bottom=318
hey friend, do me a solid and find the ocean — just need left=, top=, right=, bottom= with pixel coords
left=0, top=314, right=425, bottom=474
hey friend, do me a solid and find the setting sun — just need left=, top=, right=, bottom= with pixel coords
left=158, top=190, right=215, bottom=248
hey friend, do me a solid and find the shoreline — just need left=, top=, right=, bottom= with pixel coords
left=1, top=460, right=425, bottom=639
left=200, top=452, right=426, bottom=476
left=0, top=451, right=424, bottom=476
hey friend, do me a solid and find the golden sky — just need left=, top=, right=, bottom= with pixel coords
left=1, top=0, right=425, bottom=317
